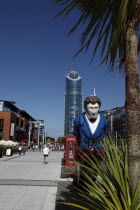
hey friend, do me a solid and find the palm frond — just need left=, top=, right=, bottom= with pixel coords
left=52, top=0, right=137, bottom=70
left=57, top=136, right=140, bottom=210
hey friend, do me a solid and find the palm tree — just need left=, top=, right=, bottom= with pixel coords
left=52, top=0, right=140, bottom=196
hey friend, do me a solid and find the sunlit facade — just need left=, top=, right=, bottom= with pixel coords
left=64, top=71, right=82, bottom=135
left=101, top=106, right=127, bottom=144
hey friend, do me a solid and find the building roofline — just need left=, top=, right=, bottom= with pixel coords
left=100, top=106, right=125, bottom=113
left=0, top=100, right=16, bottom=104
left=20, top=110, right=35, bottom=121
left=0, top=100, right=19, bottom=112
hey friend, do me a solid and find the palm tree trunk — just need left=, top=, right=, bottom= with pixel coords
left=125, top=0, right=140, bottom=196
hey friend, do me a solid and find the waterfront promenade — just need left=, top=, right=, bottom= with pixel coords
left=0, top=151, right=67, bottom=210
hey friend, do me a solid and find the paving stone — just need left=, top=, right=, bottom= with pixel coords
left=0, top=151, right=68, bottom=210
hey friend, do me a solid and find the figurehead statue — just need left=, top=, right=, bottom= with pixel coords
left=73, top=95, right=108, bottom=154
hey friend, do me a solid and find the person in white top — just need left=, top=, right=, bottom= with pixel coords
left=18, top=145, right=22, bottom=155
left=43, top=145, right=49, bottom=164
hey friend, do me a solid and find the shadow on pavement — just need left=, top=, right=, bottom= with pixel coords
left=55, top=181, right=79, bottom=210
left=55, top=181, right=96, bottom=210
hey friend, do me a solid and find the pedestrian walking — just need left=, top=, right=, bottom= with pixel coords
left=28, top=145, right=31, bottom=152
left=18, top=145, right=22, bottom=155
left=35, top=144, right=38, bottom=151
left=6, top=147, right=11, bottom=156
left=43, top=145, right=49, bottom=164
left=22, top=146, right=26, bottom=155
left=0, top=147, right=2, bottom=158
left=32, top=145, right=35, bottom=152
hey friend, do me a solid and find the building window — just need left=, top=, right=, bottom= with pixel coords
left=20, top=120, right=24, bottom=128
left=16, top=118, right=19, bottom=126
left=0, top=119, right=4, bottom=129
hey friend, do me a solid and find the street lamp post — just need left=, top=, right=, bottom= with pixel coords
left=28, top=128, right=31, bottom=147
left=45, top=133, right=47, bottom=144
left=111, top=115, right=113, bottom=135
left=28, top=120, right=36, bottom=147
left=28, top=120, right=32, bottom=147
left=42, top=132, right=44, bottom=144
left=38, top=130, right=40, bottom=146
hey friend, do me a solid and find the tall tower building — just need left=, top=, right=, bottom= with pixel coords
left=64, top=71, right=82, bottom=136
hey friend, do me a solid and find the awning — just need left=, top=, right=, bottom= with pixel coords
left=20, top=139, right=29, bottom=142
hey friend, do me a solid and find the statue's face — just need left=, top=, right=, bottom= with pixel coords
left=86, top=103, right=99, bottom=119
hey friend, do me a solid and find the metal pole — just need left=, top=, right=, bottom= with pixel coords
left=45, top=133, right=47, bottom=144
left=28, top=120, right=31, bottom=147
left=38, top=124, right=40, bottom=146
left=115, top=131, right=118, bottom=147
left=38, top=132, right=39, bottom=146
left=28, top=130, right=30, bottom=147
left=111, top=115, right=113, bottom=135
left=43, top=132, right=45, bottom=144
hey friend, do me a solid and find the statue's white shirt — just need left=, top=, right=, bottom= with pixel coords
left=85, top=114, right=100, bottom=135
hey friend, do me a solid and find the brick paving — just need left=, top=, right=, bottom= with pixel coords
left=0, top=151, right=67, bottom=210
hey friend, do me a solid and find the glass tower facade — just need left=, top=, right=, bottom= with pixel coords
left=64, top=71, right=82, bottom=136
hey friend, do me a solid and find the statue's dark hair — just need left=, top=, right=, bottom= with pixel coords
left=84, top=96, right=101, bottom=110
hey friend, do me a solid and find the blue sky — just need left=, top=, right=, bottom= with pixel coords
left=0, top=0, right=136, bottom=139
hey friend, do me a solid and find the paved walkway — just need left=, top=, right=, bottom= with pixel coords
left=0, top=151, right=67, bottom=210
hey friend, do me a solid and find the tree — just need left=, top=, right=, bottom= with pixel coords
left=59, top=136, right=66, bottom=145
left=46, top=136, right=55, bottom=142
left=53, top=0, right=140, bottom=196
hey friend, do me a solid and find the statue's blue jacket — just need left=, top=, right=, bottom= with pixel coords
left=73, top=113, right=108, bottom=151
